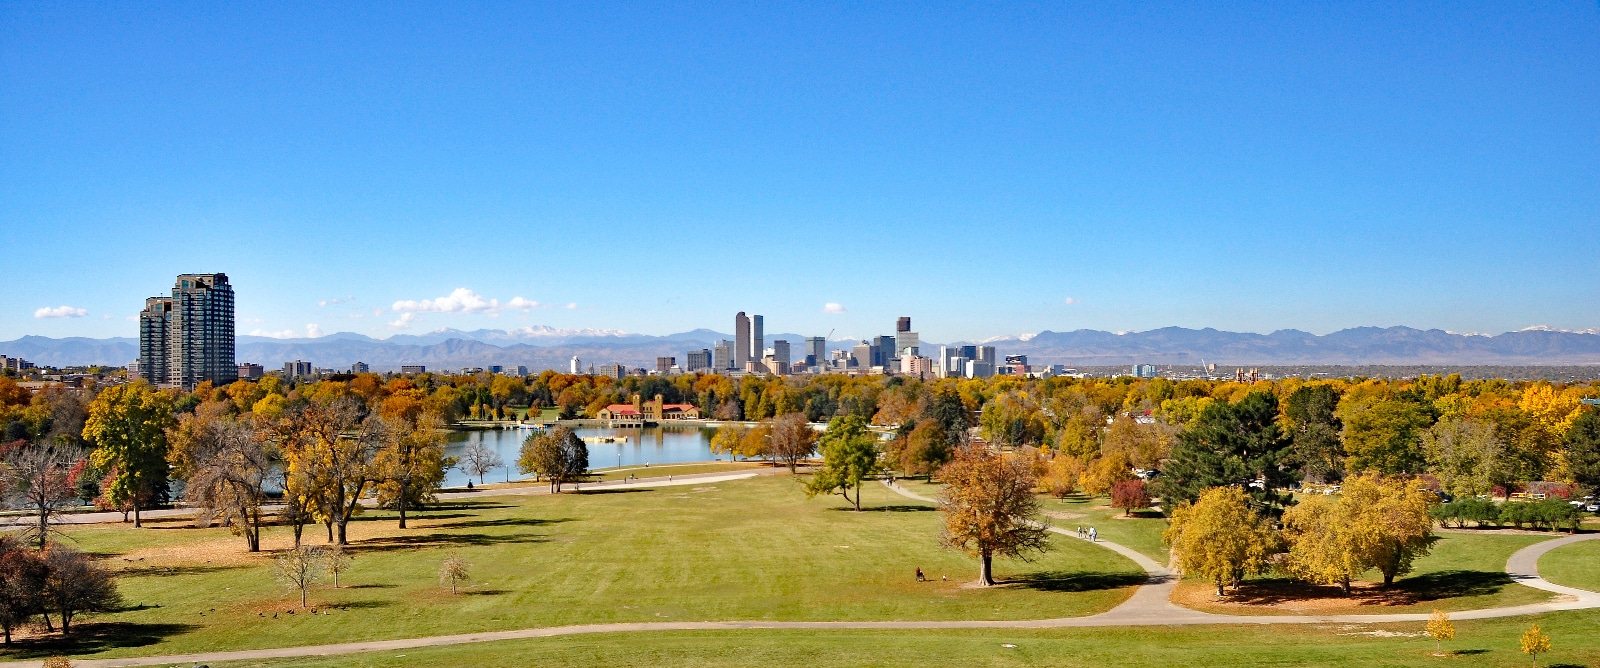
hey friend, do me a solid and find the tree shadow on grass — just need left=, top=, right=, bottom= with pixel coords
left=117, top=564, right=248, bottom=578
left=572, top=488, right=653, bottom=495
left=431, top=517, right=574, bottom=530
left=347, top=532, right=550, bottom=553
left=1010, top=571, right=1148, bottom=593
left=828, top=505, right=935, bottom=513
left=1393, top=571, right=1513, bottom=601
left=1216, top=570, right=1512, bottom=607
left=0, top=622, right=198, bottom=659
left=346, top=583, right=398, bottom=589
left=462, top=589, right=509, bottom=596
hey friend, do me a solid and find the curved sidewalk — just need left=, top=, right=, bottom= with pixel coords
left=6, top=483, right=1597, bottom=667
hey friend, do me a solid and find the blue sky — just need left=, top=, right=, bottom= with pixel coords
left=3, top=2, right=1597, bottom=344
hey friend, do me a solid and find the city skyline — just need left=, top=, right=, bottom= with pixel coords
left=4, top=4, right=1598, bottom=342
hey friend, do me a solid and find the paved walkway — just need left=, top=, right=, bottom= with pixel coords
left=6, top=480, right=1598, bottom=668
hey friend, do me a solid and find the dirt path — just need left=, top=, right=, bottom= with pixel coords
left=3, top=479, right=1595, bottom=668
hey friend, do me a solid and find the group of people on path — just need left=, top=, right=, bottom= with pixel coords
left=1076, top=526, right=1097, bottom=542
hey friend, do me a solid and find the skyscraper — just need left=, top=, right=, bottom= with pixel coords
left=686, top=349, right=712, bottom=371
left=735, top=312, right=751, bottom=369
left=875, top=335, right=896, bottom=366
left=897, top=317, right=911, bottom=333
left=137, top=296, right=172, bottom=385
left=714, top=340, right=734, bottom=370
left=804, top=336, right=827, bottom=369
left=751, top=314, right=764, bottom=364
left=772, top=340, right=790, bottom=367
left=140, top=273, right=235, bottom=390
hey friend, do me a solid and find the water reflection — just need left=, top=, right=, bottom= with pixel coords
left=442, top=425, right=720, bottom=487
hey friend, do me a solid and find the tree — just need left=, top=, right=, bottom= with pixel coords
left=768, top=412, right=818, bottom=473
left=805, top=415, right=881, bottom=511
left=439, top=553, right=470, bottom=593
left=937, top=445, right=1049, bottom=586
left=518, top=427, right=587, bottom=493
left=4, top=442, right=85, bottom=550
left=274, top=397, right=383, bottom=545
left=898, top=419, right=953, bottom=475
left=39, top=543, right=120, bottom=636
left=0, top=537, right=45, bottom=644
left=1162, top=486, right=1278, bottom=597
left=1081, top=451, right=1135, bottom=497
left=325, top=545, right=352, bottom=589
left=81, top=382, right=175, bottom=528
left=460, top=441, right=503, bottom=484
left=1111, top=479, right=1152, bottom=517
left=168, top=401, right=273, bottom=551
left=1565, top=408, right=1600, bottom=494
left=1425, top=608, right=1454, bottom=655
left=1423, top=417, right=1510, bottom=500
left=273, top=546, right=324, bottom=608
left=1520, top=623, right=1551, bottom=668
left=1154, top=392, right=1297, bottom=515
left=1282, top=472, right=1436, bottom=592
left=1038, top=453, right=1083, bottom=498
left=709, top=424, right=746, bottom=461
left=374, top=400, right=451, bottom=529
left=1339, top=396, right=1435, bottom=474
left=1285, top=384, right=1344, bottom=482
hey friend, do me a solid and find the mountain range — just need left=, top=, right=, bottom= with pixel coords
left=5, top=326, right=1600, bottom=371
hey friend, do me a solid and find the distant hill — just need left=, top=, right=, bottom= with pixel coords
left=7, top=326, right=1600, bottom=370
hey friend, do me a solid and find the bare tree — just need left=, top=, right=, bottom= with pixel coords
left=273, top=546, right=324, bottom=608
left=439, top=553, right=470, bottom=593
left=4, top=443, right=86, bottom=550
left=460, top=441, right=503, bottom=484
left=39, top=543, right=121, bottom=636
left=324, top=545, right=352, bottom=588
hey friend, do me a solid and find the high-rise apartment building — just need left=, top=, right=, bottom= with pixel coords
left=350, top=362, right=370, bottom=374
left=284, top=360, right=313, bottom=378
left=656, top=357, right=676, bottom=374
left=569, top=356, right=581, bottom=374
left=402, top=365, right=428, bottom=374
left=751, top=315, right=764, bottom=363
left=735, top=312, right=751, bottom=369
left=138, top=297, right=172, bottom=385
left=714, top=340, right=734, bottom=371
left=686, top=349, right=712, bottom=371
left=139, top=273, right=236, bottom=390
left=804, top=337, right=827, bottom=369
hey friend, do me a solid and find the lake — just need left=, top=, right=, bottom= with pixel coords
left=443, top=424, right=721, bottom=487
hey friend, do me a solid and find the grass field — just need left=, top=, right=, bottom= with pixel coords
left=192, top=609, right=1600, bottom=668
left=1538, top=538, right=1600, bottom=592
left=9, top=475, right=1143, bottom=661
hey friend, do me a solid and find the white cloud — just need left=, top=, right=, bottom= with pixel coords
left=563, top=303, right=578, bottom=310
left=392, top=288, right=498, bottom=314
left=102, top=314, right=112, bottom=320
left=822, top=302, right=847, bottom=314
left=318, top=296, right=354, bottom=307
left=389, top=312, right=418, bottom=329
left=305, top=324, right=323, bottom=339
left=505, top=297, right=540, bottom=311
left=1063, top=297, right=1078, bottom=305
left=250, top=328, right=299, bottom=338
left=34, top=305, right=87, bottom=319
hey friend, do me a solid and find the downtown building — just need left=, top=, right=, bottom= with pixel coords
left=139, top=273, right=237, bottom=390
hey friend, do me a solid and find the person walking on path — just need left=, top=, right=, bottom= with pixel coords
left=1089, top=527, right=1097, bottom=542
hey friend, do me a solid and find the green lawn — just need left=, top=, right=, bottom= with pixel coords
left=1538, top=538, right=1600, bottom=592
left=15, top=475, right=1143, bottom=662
left=1037, top=495, right=1169, bottom=565
left=195, top=609, right=1600, bottom=668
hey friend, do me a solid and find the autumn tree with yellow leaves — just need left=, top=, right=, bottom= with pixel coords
left=1281, top=472, right=1436, bottom=593
left=1163, top=486, right=1278, bottom=597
